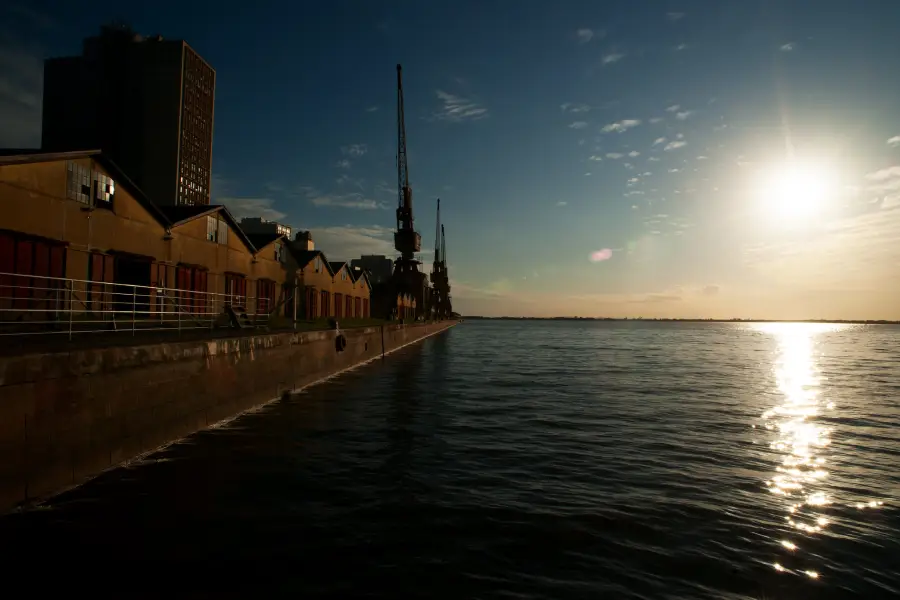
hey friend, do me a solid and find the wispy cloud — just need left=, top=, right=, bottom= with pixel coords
left=628, top=150, right=640, bottom=157
left=335, top=159, right=351, bottom=169
left=341, top=144, right=368, bottom=157
left=365, top=105, right=379, bottom=113
left=649, top=117, right=664, bottom=124
left=602, top=52, right=625, bottom=65
left=664, top=140, right=687, bottom=151
left=674, top=43, right=688, bottom=51
left=653, top=137, right=666, bottom=146
left=576, top=28, right=594, bottom=44
left=780, top=43, right=795, bottom=52
left=219, top=197, right=287, bottom=221
left=887, top=136, right=900, bottom=147
left=310, top=193, right=381, bottom=210
left=568, top=121, right=589, bottom=129
left=601, top=119, right=641, bottom=133
left=606, top=152, right=624, bottom=159
left=561, top=102, right=591, bottom=114
left=667, top=12, right=685, bottom=21
left=666, top=104, right=680, bottom=113
left=307, top=225, right=396, bottom=260
left=676, top=110, right=693, bottom=120
left=432, top=90, right=488, bottom=122
left=556, top=201, right=568, bottom=206
left=588, top=155, right=604, bottom=161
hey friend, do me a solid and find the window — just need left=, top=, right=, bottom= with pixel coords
left=206, top=215, right=228, bottom=244
left=314, top=257, right=322, bottom=273
left=340, top=269, right=347, bottom=281
left=93, top=171, right=115, bottom=207
left=66, top=161, right=91, bottom=205
left=274, top=242, right=285, bottom=263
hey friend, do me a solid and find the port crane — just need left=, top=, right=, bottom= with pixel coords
left=430, top=199, right=453, bottom=319
left=391, top=64, right=427, bottom=318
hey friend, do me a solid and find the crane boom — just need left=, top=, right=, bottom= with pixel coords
left=394, top=64, right=421, bottom=258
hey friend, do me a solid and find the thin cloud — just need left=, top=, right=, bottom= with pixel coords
left=561, top=102, right=591, bottom=114
left=780, top=43, right=795, bottom=52
left=606, top=152, right=624, bottom=159
left=602, top=52, right=625, bottom=65
left=576, top=28, right=594, bottom=44
left=335, top=159, right=351, bottom=169
left=568, top=121, right=589, bottom=129
left=601, top=119, right=641, bottom=133
left=665, top=141, right=687, bottom=151
left=674, top=43, right=688, bottom=51
left=676, top=111, right=693, bottom=120
left=649, top=117, right=664, bottom=124
left=310, top=192, right=382, bottom=210
left=887, top=136, right=900, bottom=147
left=588, top=155, right=604, bottom=161
left=667, top=12, right=685, bottom=21
left=365, top=105, right=379, bottom=112
left=341, top=144, right=368, bottom=157
left=653, top=137, right=666, bottom=146
left=556, top=201, right=568, bottom=206
left=628, top=151, right=640, bottom=157
left=307, top=225, right=396, bottom=261
left=432, top=89, right=488, bottom=122
left=218, top=197, right=287, bottom=222
left=666, top=104, right=680, bottom=113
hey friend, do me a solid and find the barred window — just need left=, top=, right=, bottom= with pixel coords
left=93, top=172, right=115, bottom=206
left=66, top=161, right=91, bottom=205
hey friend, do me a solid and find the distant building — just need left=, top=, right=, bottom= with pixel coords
left=239, top=217, right=292, bottom=239
left=350, top=255, right=393, bottom=286
left=292, top=230, right=314, bottom=251
left=41, top=24, right=215, bottom=207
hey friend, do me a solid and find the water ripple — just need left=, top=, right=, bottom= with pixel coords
left=1, top=320, right=898, bottom=598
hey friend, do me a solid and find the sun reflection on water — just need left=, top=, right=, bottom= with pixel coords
left=753, top=322, right=843, bottom=579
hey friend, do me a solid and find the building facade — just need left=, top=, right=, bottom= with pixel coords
left=42, top=24, right=215, bottom=207
left=0, top=150, right=372, bottom=332
left=0, top=151, right=283, bottom=329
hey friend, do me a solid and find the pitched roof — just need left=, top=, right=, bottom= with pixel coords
left=351, top=268, right=372, bottom=289
left=158, top=205, right=219, bottom=226
left=159, top=204, right=257, bottom=253
left=246, top=232, right=285, bottom=252
left=0, top=149, right=171, bottom=227
left=287, top=247, right=333, bottom=274
left=329, top=261, right=346, bottom=274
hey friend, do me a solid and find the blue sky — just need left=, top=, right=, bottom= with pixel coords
left=3, top=0, right=900, bottom=319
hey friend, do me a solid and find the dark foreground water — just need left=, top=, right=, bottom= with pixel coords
left=3, top=321, right=900, bottom=598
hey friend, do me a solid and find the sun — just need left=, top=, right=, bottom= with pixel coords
left=758, top=161, right=834, bottom=221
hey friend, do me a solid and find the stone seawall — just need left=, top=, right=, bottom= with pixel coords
left=0, top=321, right=458, bottom=512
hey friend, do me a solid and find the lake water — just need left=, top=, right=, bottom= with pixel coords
left=2, top=321, right=899, bottom=598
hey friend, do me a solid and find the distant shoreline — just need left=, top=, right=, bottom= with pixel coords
left=461, top=316, right=900, bottom=325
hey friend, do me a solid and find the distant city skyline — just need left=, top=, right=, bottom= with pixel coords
left=2, top=1, right=900, bottom=319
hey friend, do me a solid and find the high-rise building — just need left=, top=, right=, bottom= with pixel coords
left=42, top=24, right=215, bottom=207
left=239, top=217, right=292, bottom=239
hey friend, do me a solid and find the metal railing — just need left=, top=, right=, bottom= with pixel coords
left=0, top=272, right=278, bottom=339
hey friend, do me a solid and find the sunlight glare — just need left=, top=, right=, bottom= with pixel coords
left=758, top=161, right=835, bottom=222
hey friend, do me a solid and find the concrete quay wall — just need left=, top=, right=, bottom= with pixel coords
left=0, top=321, right=458, bottom=512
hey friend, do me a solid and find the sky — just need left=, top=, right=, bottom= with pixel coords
left=2, top=0, right=900, bottom=319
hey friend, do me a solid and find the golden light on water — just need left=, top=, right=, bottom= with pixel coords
left=754, top=322, right=842, bottom=578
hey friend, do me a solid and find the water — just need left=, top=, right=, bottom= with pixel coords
left=3, top=321, right=899, bottom=598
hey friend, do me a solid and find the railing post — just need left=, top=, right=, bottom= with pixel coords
left=132, top=286, right=137, bottom=335
left=178, top=297, right=182, bottom=336
left=68, top=284, right=74, bottom=341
